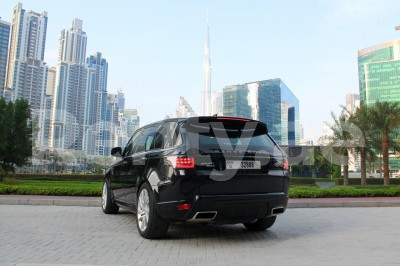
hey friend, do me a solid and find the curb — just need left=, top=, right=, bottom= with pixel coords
left=0, top=198, right=101, bottom=207
left=1, top=196, right=400, bottom=208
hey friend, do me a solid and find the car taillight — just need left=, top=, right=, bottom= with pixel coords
left=176, top=157, right=195, bottom=169
left=177, top=203, right=191, bottom=210
left=283, top=159, right=289, bottom=170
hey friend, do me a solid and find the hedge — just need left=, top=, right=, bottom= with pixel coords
left=289, top=178, right=332, bottom=185
left=334, top=178, right=400, bottom=186
left=10, top=174, right=104, bottom=182
left=289, top=185, right=400, bottom=198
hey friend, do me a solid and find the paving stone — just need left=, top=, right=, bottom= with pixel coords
left=0, top=205, right=399, bottom=265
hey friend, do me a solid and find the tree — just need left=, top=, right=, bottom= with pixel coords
left=0, top=99, right=32, bottom=181
left=349, top=104, right=371, bottom=185
left=321, top=111, right=353, bottom=185
left=370, top=101, right=400, bottom=185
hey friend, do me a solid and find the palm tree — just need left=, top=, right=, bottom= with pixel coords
left=370, top=101, right=400, bottom=185
left=348, top=104, right=371, bottom=185
left=321, top=111, right=353, bottom=185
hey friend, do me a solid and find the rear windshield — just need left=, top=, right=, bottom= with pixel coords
left=183, top=119, right=282, bottom=155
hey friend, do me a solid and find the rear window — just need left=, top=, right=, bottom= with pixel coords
left=183, top=118, right=281, bottom=154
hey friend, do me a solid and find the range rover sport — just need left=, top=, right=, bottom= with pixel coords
left=102, top=116, right=289, bottom=239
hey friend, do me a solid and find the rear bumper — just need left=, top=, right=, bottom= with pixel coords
left=156, top=192, right=288, bottom=224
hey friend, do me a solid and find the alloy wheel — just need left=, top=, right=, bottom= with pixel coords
left=102, top=182, right=107, bottom=210
left=137, top=188, right=150, bottom=232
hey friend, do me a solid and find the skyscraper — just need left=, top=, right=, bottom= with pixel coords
left=5, top=3, right=48, bottom=147
left=0, top=17, right=10, bottom=96
left=358, top=40, right=400, bottom=105
left=176, top=96, right=196, bottom=118
left=345, top=93, right=360, bottom=115
left=52, top=19, right=88, bottom=151
left=85, top=52, right=108, bottom=156
left=223, top=78, right=300, bottom=146
left=124, top=109, right=140, bottom=137
left=210, top=91, right=223, bottom=116
left=201, top=19, right=211, bottom=116
left=43, top=67, right=56, bottom=148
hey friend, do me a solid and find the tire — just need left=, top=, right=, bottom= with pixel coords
left=243, top=216, right=276, bottom=231
left=137, top=182, right=169, bottom=239
left=102, top=179, right=119, bottom=214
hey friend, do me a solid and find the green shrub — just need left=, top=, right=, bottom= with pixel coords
left=289, top=178, right=332, bottom=185
left=334, top=178, right=400, bottom=186
left=289, top=185, right=400, bottom=198
left=11, top=174, right=104, bottom=182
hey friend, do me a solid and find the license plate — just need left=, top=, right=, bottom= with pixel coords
left=226, top=160, right=261, bottom=169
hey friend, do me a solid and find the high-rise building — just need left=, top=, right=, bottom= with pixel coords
left=176, top=96, right=196, bottom=118
left=52, top=19, right=88, bottom=151
left=5, top=3, right=49, bottom=148
left=85, top=52, right=108, bottom=156
left=201, top=19, right=211, bottom=116
left=117, top=90, right=125, bottom=111
left=345, top=93, right=360, bottom=114
left=103, top=93, right=120, bottom=156
left=358, top=40, right=400, bottom=105
left=124, top=109, right=140, bottom=137
left=223, top=78, right=300, bottom=146
left=211, top=91, right=223, bottom=116
left=43, top=67, right=56, bottom=148
left=0, top=17, right=10, bottom=96
left=358, top=37, right=400, bottom=171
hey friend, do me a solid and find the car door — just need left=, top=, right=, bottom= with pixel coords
left=111, top=129, right=141, bottom=204
left=124, top=125, right=158, bottom=206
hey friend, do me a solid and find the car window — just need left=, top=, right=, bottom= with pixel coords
left=123, top=129, right=141, bottom=157
left=153, top=121, right=179, bottom=149
left=135, top=125, right=158, bottom=153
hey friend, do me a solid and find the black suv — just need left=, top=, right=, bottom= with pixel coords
left=102, top=116, right=289, bottom=239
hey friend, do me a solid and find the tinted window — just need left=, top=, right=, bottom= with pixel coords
left=135, top=125, right=158, bottom=153
left=123, top=129, right=141, bottom=157
left=153, top=122, right=179, bottom=149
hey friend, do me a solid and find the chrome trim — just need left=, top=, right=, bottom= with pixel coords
left=188, top=211, right=217, bottom=222
left=271, top=206, right=285, bottom=216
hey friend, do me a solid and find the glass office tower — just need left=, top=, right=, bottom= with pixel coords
left=358, top=40, right=400, bottom=171
left=223, top=78, right=300, bottom=146
left=358, top=40, right=400, bottom=104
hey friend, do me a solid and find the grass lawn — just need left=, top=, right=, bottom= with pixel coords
left=1, top=178, right=400, bottom=198
left=0, top=179, right=102, bottom=196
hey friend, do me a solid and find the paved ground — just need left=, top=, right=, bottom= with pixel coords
left=1, top=206, right=400, bottom=265
left=2, top=195, right=400, bottom=208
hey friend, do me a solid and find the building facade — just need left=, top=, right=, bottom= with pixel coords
left=85, top=52, right=108, bottom=156
left=211, top=91, right=223, bottom=116
left=0, top=17, right=10, bottom=96
left=358, top=40, right=400, bottom=105
left=358, top=40, right=400, bottom=171
left=346, top=93, right=360, bottom=114
left=52, top=19, right=88, bottom=151
left=201, top=20, right=211, bottom=116
left=223, top=78, right=300, bottom=146
left=176, top=96, right=196, bottom=118
left=5, top=3, right=49, bottom=148
left=124, top=109, right=140, bottom=137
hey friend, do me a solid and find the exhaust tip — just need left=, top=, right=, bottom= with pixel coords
left=271, top=207, right=285, bottom=215
left=190, top=211, right=217, bottom=222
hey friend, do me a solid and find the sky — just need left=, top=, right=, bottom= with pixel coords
left=1, top=0, right=400, bottom=142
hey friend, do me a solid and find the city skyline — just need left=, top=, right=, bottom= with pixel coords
left=1, top=0, right=400, bottom=143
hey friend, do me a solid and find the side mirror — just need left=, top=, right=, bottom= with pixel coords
left=111, top=147, right=122, bottom=158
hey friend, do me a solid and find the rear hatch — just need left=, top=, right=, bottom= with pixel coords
left=181, top=117, right=286, bottom=195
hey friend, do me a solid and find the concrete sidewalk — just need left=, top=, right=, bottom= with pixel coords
left=1, top=194, right=400, bottom=208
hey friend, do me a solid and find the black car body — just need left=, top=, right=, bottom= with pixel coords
left=102, top=116, right=289, bottom=238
